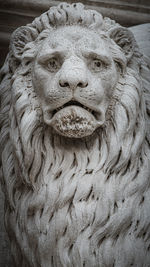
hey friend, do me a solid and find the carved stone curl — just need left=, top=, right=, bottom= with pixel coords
left=0, top=2, right=150, bottom=267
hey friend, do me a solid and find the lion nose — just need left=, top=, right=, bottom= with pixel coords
left=59, top=66, right=88, bottom=90
left=59, top=80, right=88, bottom=89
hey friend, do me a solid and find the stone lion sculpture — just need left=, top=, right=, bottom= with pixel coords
left=0, top=2, right=150, bottom=267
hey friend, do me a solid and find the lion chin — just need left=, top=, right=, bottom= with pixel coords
left=0, top=2, right=150, bottom=267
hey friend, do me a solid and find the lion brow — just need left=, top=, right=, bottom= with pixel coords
left=37, top=50, right=66, bottom=62
left=83, top=50, right=112, bottom=64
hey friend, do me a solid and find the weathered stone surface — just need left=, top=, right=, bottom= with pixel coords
left=0, top=2, right=150, bottom=266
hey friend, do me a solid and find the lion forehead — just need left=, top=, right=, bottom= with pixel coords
left=35, top=26, right=111, bottom=61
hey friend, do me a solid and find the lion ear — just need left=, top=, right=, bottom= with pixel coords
left=109, top=27, right=136, bottom=61
left=11, top=26, right=36, bottom=60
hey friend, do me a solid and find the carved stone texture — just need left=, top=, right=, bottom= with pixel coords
left=0, top=2, right=150, bottom=267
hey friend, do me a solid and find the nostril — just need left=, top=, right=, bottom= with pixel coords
left=78, top=82, right=83, bottom=87
left=59, top=81, right=69, bottom=87
left=59, top=80, right=88, bottom=89
left=78, top=82, right=88, bottom=88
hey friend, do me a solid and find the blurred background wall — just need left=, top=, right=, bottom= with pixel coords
left=0, top=1, right=150, bottom=266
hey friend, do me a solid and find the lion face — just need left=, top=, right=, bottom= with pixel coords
left=32, top=26, right=119, bottom=138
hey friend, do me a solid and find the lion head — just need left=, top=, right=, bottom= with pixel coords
left=0, top=3, right=150, bottom=267
left=31, top=25, right=120, bottom=138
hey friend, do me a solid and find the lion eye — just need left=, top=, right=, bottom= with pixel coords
left=47, top=58, right=60, bottom=72
left=90, top=59, right=102, bottom=71
left=95, top=60, right=101, bottom=67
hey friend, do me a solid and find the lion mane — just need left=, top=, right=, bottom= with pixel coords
left=0, top=3, right=150, bottom=267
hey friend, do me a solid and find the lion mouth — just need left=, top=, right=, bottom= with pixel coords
left=44, top=100, right=103, bottom=138
left=52, top=100, right=94, bottom=116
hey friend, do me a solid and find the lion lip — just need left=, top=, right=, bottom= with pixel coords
left=52, top=100, right=94, bottom=116
left=46, top=105, right=102, bottom=138
left=44, top=105, right=103, bottom=126
left=43, top=101, right=104, bottom=135
left=43, top=103, right=104, bottom=138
